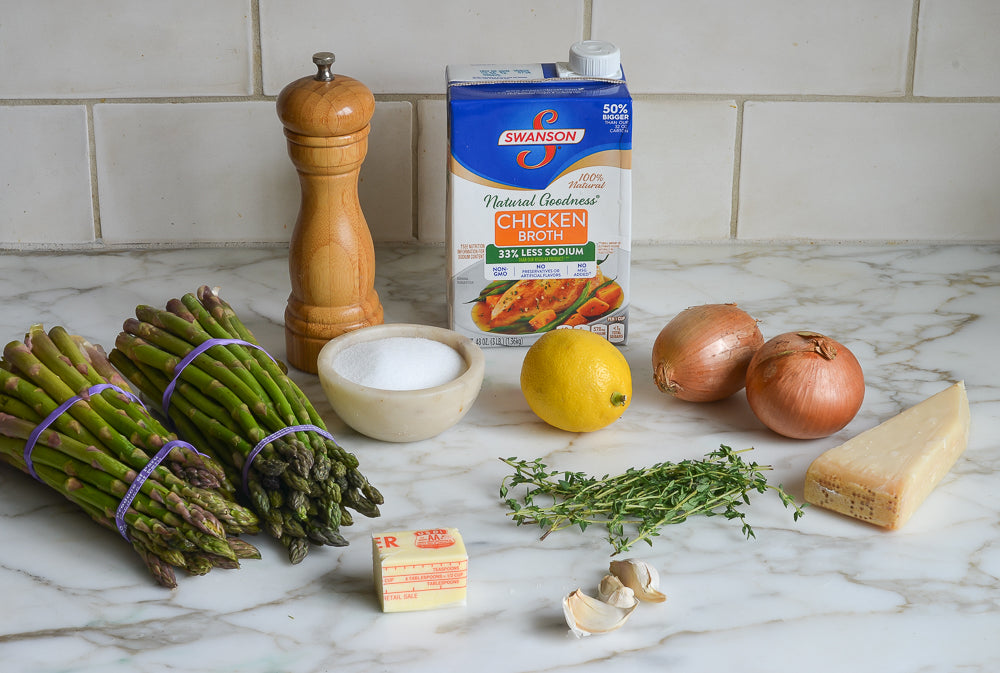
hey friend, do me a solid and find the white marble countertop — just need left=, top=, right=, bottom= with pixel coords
left=1, top=243, right=998, bottom=672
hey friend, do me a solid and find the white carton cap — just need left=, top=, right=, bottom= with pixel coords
left=568, top=41, right=621, bottom=78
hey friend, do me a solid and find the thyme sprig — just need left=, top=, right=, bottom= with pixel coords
left=499, top=445, right=806, bottom=555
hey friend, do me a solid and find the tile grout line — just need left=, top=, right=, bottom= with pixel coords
left=906, top=0, right=922, bottom=96
left=730, top=99, right=745, bottom=240
left=411, top=100, right=420, bottom=240
left=5, top=92, right=1000, bottom=108
left=251, top=0, right=264, bottom=97
left=86, top=104, right=102, bottom=242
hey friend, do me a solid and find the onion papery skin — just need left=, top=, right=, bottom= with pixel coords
left=745, top=331, right=865, bottom=439
left=652, top=303, right=765, bottom=402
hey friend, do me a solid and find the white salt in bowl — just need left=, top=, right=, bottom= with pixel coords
left=316, top=323, right=485, bottom=443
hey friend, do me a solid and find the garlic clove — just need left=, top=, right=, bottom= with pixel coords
left=562, top=588, right=637, bottom=638
left=596, top=574, right=638, bottom=608
left=609, top=559, right=666, bottom=603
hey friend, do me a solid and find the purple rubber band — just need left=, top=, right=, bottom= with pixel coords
left=161, top=338, right=277, bottom=418
left=114, top=439, right=208, bottom=540
left=22, top=383, right=146, bottom=482
left=87, top=383, right=145, bottom=406
left=241, top=424, right=334, bottom=497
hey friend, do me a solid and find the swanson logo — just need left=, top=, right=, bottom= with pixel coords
left=497, top=109, right=585, bottom=169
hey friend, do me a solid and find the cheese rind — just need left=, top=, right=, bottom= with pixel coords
left=372, top=528, right=468, bottom=613
left=804, top=381, right=970, bottom=529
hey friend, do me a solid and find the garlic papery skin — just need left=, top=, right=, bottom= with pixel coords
left=562, top=588, right=637, bottom=638
left=609, top=559, right=666, bottom=603
left=596, top=574, right=638, bottom=608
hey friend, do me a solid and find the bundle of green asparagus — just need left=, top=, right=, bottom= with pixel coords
left=109, top=285, right=383, bottom=564
left=0, top=325, right=261, bottom=588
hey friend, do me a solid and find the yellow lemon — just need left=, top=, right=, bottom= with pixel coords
left=520, top=329, right=632, bottom=432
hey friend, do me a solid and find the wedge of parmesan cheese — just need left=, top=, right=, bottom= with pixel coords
left=804, top=381, right=970, bottom=529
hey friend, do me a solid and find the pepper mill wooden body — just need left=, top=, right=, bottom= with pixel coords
left=277, top=52, right=384, bottom=373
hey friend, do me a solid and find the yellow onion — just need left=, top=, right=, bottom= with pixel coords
left=652, top=303, right=764, bottom=402
left=745, top=331, right=865, bottom=439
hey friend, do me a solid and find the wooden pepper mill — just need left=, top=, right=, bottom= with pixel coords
left=277, top=51, right=384, bottom=373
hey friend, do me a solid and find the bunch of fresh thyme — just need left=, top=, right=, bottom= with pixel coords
left=499, top=445, right=805, bottom=555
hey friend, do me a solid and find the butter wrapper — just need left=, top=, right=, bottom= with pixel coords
left=372, top=528, right=468, bottom=612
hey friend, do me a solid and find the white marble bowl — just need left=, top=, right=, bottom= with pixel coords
left=316, top=323, right=485, bottom=443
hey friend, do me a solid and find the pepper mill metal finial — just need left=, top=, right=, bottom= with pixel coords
left=277, top=51, right=384, bottom=373
left=312, top=52, right=335, bottom=81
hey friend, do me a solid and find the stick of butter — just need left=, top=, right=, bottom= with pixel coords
left=372, top=528, right=468, bottom=613
left=804, top=381, right=970, bottom=529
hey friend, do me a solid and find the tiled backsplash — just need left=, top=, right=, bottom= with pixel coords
left=1, top=0, right=998, bottom=249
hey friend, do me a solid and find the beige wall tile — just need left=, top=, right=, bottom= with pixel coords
left=915, top=0, right=1000, bottom=97
left=0, top=0, right=253, bottom=98
left=417, top=100, right=447, bottom=242
left=260, top=0, right=584, bottom=94
left=95, top=102, right=295, bottom=244
left=738, top=102, right=1000, bottom=240
left=95, top=101, right=411, bottom=244
left=0, top=106, right=94, bottom=245
left=632, top=100, right=737, bottom=241
left=593, top=0, right=912, bottom=95
left=364, top=102, right=415, bottom=242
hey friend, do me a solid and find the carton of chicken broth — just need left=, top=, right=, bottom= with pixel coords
left=446, top=47, right=632, bottom=347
